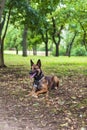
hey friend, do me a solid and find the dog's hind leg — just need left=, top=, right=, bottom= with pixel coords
left=52, top=76, right=59, bottom=89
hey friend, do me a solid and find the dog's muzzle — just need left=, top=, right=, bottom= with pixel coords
left=29, top=70, right=37, bottom=78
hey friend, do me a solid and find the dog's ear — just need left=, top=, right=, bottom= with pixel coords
left=30, top=59, right=34, bottom=66
left=37, top=59, right=41, bottom=68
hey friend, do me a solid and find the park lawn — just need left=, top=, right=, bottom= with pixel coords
left=4, top=54, right=87, bottom=76
left=0, top=54, right=87, bottom=130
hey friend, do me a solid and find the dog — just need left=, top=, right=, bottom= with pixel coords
left=29, top=59, right=59, bottom=98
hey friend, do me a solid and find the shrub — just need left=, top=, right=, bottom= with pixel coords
left=59, top=47, right=66, bottom=56
left=71, top=46, right=86, bottom=56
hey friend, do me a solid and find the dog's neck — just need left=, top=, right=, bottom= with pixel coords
left=34, top=71, right=44, bottom=82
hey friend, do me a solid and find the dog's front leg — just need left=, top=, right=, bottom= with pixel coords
left=35, top=88, right=48, bottom=97
left=29, top=87, right=36, bottom=96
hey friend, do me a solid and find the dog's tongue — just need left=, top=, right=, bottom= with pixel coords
left=30, top=73, right=36, bottom=78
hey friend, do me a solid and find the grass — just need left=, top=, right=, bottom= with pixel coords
left=4, top=54, right=87, bottom=76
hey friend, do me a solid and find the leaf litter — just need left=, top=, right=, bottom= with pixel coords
left=0, top=66, right=87, bottom=130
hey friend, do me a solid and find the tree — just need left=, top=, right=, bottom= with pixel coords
left=20, top=1, right=39, bottom=56
left=5, top=25, right=22, bottom=54
left=51, top=15, right=64, bottom=56
left=49, top=8, right=66, bottom=56
left=64, top=0, right=87, bottom=54
left=0, top=0, right=38, bottom=65
left=0, top=0, right=22, bottom=67
left=30, top=1, right=59, bottom=56
left=0, top=0, right=6, bottom=67
left=22, top=24, right=28, bottom=56
left=1, top=0, right=87, bottom=63
left=0, top=0, right=6, bottom=21
left=0, top=7, right=11, bottom=67
left=66, top=31, right=77, bottom=57
left=39, top=25, right=49, bottom=56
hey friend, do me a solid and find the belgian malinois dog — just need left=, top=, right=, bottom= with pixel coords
left=29, top=59, right=59, bottom=98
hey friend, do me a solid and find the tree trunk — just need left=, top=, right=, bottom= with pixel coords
left=66, top=31, right=77, bottom=57
left=45, top=42, right=48, bottom=56
left=0, top=13, right=6, bottom=67
left=33, top=44, right=37, bottom=55
left=83, top=33, right=87, bottom=51
left=15, top=46, right=18, bottom=55
left=55, top=43, right=59, bottom=56
left=0, top=0, right=6, bottom=22
left=51, top=15, right=63, bottom=57
left=66, top=44, right=69, bottom=56
left=79, top=21, right=87, bottom=51
left=0, top=9, right=11, bottom=67
left=0, top=39, right=5, bottom=67
left=82, top=29, right=87, bottom=51
left=45, top=30, right=48, bottom=56
left=41, top=29, right=49, bottom=56
left=22, top=24, right=28, bottom=57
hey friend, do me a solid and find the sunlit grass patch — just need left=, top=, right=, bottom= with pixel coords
left=4, top=54, right=87, bottom=76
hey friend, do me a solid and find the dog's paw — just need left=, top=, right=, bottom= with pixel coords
left=32, top=93, right=38, bottom=98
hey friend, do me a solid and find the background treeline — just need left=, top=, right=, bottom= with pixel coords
left=0, top=0, right=87, bottom=66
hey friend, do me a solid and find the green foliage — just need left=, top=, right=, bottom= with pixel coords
left=4, top=0, right=87, bottom=56
left=71, top=46, right=87, bottom=56
left=37, top=43, right=45, bottom=51
left=59, top=47, right=66, bottom=56
left=5, top=25, right=22, bottom=50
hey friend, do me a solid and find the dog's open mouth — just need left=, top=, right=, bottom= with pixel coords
left=29, top=72, right=36, bottom=78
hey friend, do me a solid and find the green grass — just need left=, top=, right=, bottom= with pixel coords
left=4, top=54, right=87, bottom=76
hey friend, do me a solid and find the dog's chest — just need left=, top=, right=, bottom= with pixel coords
left=33, top=76, right=52, bottom=90
left=33, top=80, right=42, bottom=90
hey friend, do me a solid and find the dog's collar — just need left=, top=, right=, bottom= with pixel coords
left=34, top=71, right=44, bottom=81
